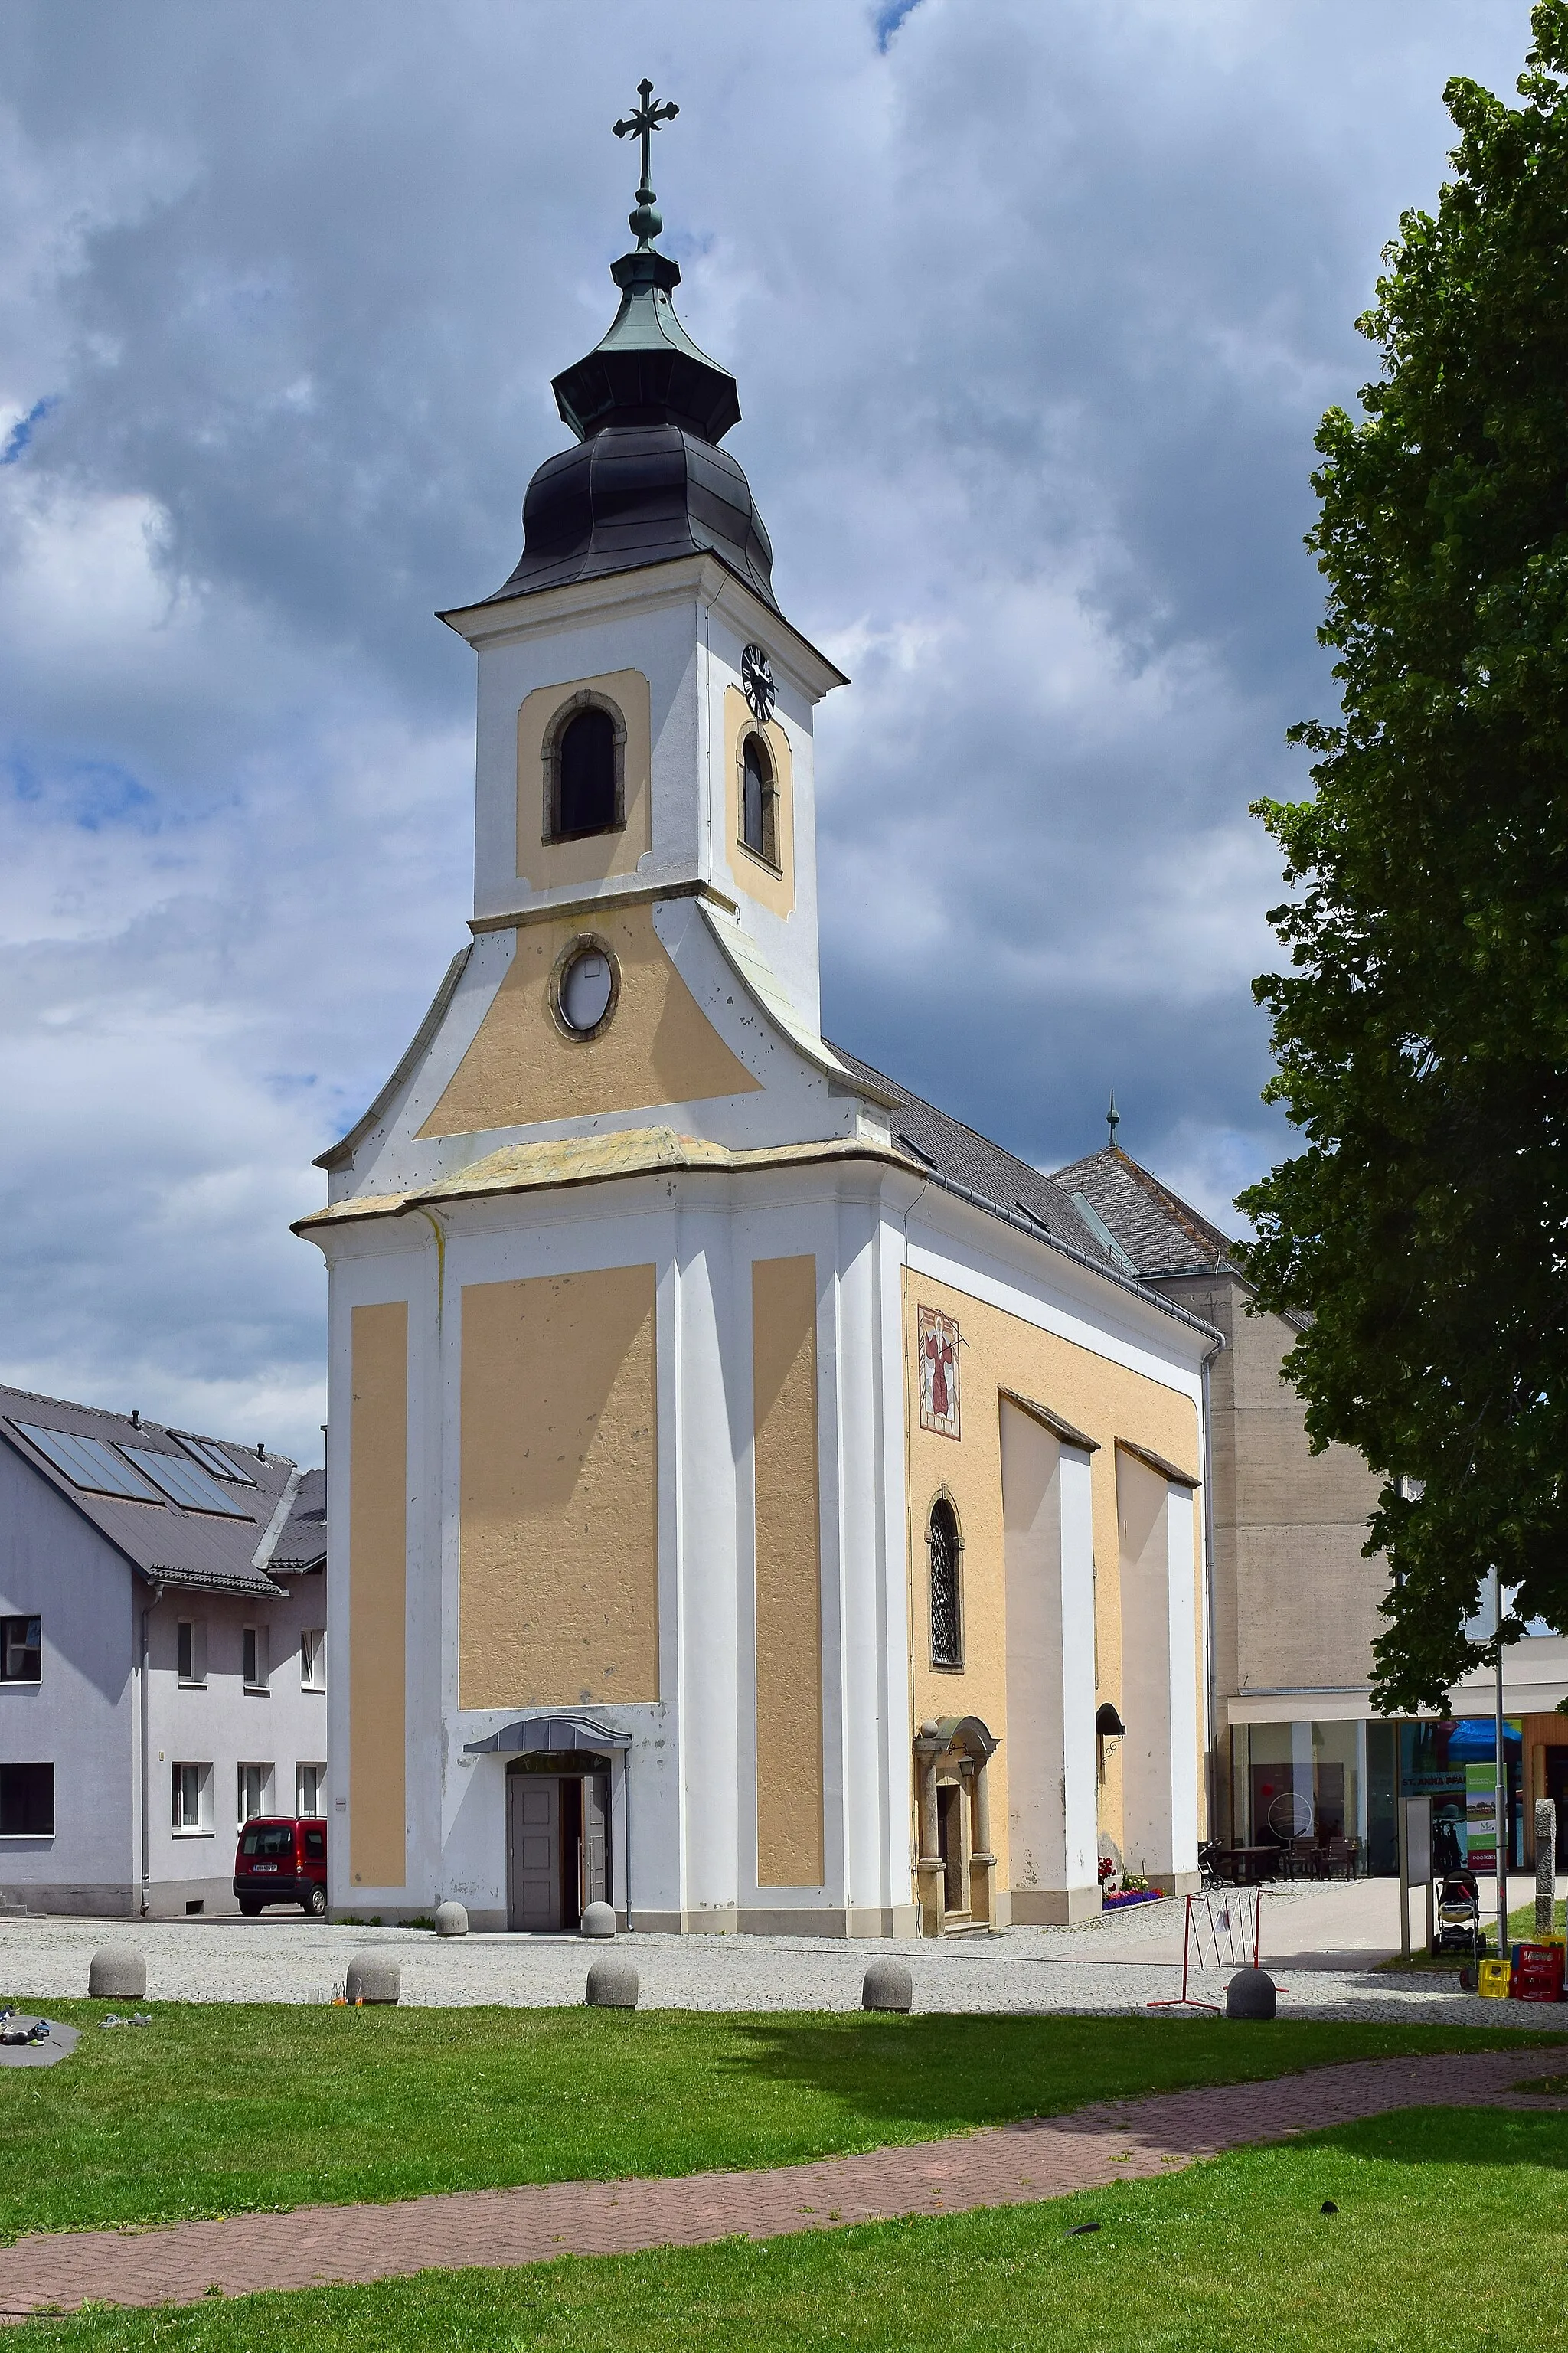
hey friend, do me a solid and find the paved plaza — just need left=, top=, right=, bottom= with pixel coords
left=0, top=1880, right=1548, bottom=2024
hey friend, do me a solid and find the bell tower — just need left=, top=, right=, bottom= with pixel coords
left=438, top=81, right=844, bottom=1036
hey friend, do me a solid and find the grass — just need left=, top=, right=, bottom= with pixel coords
left=11, top=2101, right=1568, bottom=2350
left=1376, top=1892, right=1564, bottom=1972
left=0, top=2002, right=1559, bottom=2244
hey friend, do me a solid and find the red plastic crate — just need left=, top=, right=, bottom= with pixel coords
left=1509, top=1942, right=1565, bottom=2001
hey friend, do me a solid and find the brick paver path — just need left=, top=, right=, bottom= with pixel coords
left=0, top=2048, right=1554, bottom=2319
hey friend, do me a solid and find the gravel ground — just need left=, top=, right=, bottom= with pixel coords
left=0, top=1902, right=1555, bottom=2025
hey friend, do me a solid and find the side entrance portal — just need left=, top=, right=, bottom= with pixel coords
left=505, top=1761, right=610, bottom=1932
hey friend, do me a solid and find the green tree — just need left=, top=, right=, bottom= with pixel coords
left=1241, top=2, right=1568, bottom=1712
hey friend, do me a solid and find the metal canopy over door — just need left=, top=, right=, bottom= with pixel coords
left=507, top=1776, right=561, bottom=1931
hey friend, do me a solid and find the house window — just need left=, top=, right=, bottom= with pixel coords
left=0, top=1617, right=41, bottom=1683
left=545, top=698, right=624, bottom=841
left=300, top=1629, right=326, bottom=1692
left=243, top=1626, right=269, bottom=1691
left=928, top=1495, right=964, bottom=1669
left=0, top=1762, right=53, bottom=1835
left=177, top=1619, right=207, bottom=1686
left=172, top=1763, right=210, bottom=1834
left=296, top=1763, right=327, bottom=1818
left=237, top=1764, right=270, bottom=1826
left=740, top=733, right=779, bottom=868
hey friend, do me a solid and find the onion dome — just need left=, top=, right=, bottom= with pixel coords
left=481, top=81, right=777, bottom=613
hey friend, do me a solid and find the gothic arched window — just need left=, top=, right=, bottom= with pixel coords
left=741, top=732, right=778, bottom=868
left=928, top=1495, right=963, bottom=1669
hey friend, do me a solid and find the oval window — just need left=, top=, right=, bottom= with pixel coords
left=558, top=946, right=614, bottom=1035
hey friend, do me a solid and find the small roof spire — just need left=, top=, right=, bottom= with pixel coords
left=1106, top=1089, right=1120, bottom=1149
left=613, top=77, right=679, bottom=250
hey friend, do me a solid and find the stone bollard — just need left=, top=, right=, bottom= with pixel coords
left=862, top=1959, right=913, bottom=2013
left=1225, top=1966, right=1276, bottom=2021
left=435, top=1901, right=469, bottom=1940
left=88, top=1946, right=146, bottom=2002
left=345, top=1953, right=400, bottom=2005
left=580, top=1901, right=616, bottom=1939
left=1536, top=1800, right=1557, bottom=1940
left=586, top=1956, right=638, bottom=2008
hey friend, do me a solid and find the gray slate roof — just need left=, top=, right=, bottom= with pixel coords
left=270, top=1467, right=327, bottom=1574
left=1049, top=1144, right=1241, bottom=1279
left=825, top=1043, right=1125, bottom=1266
left=0, top=1384, right=322, bottom=1597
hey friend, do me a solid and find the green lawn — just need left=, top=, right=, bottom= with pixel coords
left=0, top=2002, right=1557, bottom=2243
left=1377, top=1893, right=1563, bottom=1971
left=13, top=2100, right=1567, bottom=2351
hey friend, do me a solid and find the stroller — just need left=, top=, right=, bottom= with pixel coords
left=1432, top=1867, right=1483, bottom=1965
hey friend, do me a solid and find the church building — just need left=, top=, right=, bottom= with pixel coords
left=296, top=90, right=1219, bottom=1936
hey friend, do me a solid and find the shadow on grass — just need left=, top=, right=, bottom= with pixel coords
left=710, top=2011, right=1568, bottom=2133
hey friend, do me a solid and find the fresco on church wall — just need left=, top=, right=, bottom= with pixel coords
left=918, top=1306, right=961, bottom=1440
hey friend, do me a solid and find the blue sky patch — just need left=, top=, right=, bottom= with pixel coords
left=1, top=397, right=57, bottom=466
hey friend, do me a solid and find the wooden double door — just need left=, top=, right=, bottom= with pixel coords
left=505, top=1768, right=610, bottom=1933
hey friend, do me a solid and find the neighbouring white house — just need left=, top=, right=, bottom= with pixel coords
left=0, top=1384, right=328, bottom=1917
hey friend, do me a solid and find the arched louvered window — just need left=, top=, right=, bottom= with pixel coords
left=557, top=706, right=618, bottom=836
left=929, top=1495, right=963, bottom=1669
left=741, top=732, right=778, bottom=868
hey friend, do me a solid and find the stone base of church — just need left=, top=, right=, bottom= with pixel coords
left=1149, top=1871, right=1201, bottom=1897
left=1010, top=1886, right=1103, bottom=1927
left=627, top=1904, right=922, bottom=1939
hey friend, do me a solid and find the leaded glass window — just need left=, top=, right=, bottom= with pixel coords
left=929, top=1497, right=962, bottom=1668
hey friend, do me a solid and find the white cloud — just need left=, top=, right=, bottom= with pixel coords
left=0, top=0, right=1539, bottom=1456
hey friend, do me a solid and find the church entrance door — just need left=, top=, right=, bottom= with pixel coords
left=507, top=1773, right=562, bottom=1931
left=505, top=1765, right=613, bottom=1931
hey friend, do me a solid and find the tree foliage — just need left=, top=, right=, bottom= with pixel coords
left=1241, top=4, right=1568, bottom=1711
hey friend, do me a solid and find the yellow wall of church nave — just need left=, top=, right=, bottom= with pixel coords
left=418, top=900, right=760, bottom=1139
left=514, top=667, right=652, bottom=892
left=752, top=1256, right=826, bottom=1887
left=902, top=1270, right=1206, bottom=1887
left=458, top=1266, right=660, bottom=1711
left=348, top=1301, right=410, bottom=1890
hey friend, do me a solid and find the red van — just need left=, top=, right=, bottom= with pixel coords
left=234, top=1817, right=328, bottom=1916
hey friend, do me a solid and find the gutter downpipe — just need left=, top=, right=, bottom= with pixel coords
left=139, top=1581, right=162, bottom=1917
left=1199, top=1335, right=1227, bottom=1846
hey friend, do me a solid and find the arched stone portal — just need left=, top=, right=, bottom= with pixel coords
left=913, top=1715, right=998, bottom=1936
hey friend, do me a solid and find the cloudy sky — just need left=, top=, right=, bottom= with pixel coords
left=0, top=0, right=1536, bottom=1463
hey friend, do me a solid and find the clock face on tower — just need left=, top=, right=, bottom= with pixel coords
left=741, top=643, right=776, bottom=724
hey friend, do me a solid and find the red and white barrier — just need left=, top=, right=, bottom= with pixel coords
left=1148, top=1887, right=1263, bottom=2012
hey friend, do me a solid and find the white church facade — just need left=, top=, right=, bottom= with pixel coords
left=298, top=93, right=1217, bottom=1936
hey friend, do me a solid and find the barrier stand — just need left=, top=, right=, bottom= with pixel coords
left=1148, top=1886, right=1265, bottom=2012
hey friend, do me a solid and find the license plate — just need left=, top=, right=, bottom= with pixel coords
left=253, top=1864, right=278, bottom=1874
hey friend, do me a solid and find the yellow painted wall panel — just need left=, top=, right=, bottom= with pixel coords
left=459, top=1266, right=659, bottom=1710
left=514, top=668, right=652, bottom=891
left=420, top=901, right=760, bottom=1139
left=753, top=1255, right=825, bottom=1887
left=349, top=1301, right=408, bottom=1890
left=902, top=1270, right=1207, bottom=1887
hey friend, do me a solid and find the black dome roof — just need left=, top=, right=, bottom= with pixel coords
left=488, top=423, right=776, bottom=610
left=473, top=237, right=777, bottom=613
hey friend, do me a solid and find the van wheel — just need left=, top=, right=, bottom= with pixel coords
left=239, top=1899, right=262, bottom=1917
left=305, top=1884, right=328, bottom=1918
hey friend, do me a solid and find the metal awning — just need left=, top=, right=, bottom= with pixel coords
left=464, top=1714, right=632, bottom=1757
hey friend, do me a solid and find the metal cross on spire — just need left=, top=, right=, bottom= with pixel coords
left=613, top=78, right=679, bottom=247
left=1106, top=1090, right=1121, bottom=1149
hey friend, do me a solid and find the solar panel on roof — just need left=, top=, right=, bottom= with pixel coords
left=120, top=1446, right=252, bottom=1518
left=174, top=1434, right=256, bottom=1485
left=11, top=1423, right=161, bottom=1501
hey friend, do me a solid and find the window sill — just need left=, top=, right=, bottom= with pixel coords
left=177, top=1677, right=207, bottom=1690
left=0, top=1680, right=41, bottom=1691
left=542, top=822, right=627, bottom=846
left=302, top=1685, right=325, bottom=1697
left=0, top=1832, right=52, bottom=1842
left=243, top=1685, right=270, bottom=1696
left=171, top=1825, right=214, bottom=1839
left=735, top=838, right=784, bottom=878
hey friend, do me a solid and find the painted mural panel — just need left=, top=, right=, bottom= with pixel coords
left=917, top=1305, right=961, bottom=1439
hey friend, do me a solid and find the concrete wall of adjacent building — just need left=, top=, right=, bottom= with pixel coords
left=0, top=1440, right=136, bottom=1911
